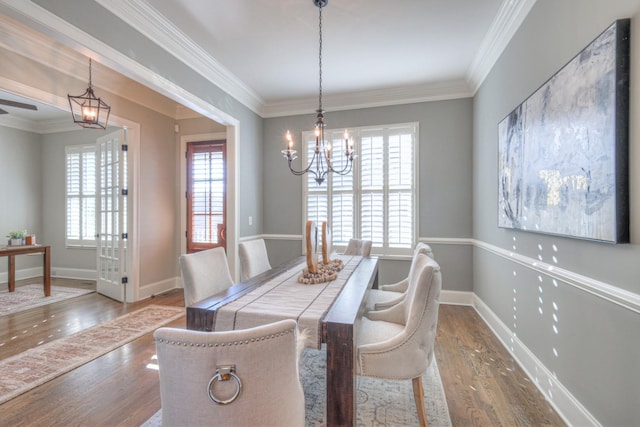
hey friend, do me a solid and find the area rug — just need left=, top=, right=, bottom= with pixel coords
left=0, top=304, right=184, bottom=405
left=142, top=347, right=452, bottom=427
left=0, top=284, right=95, bottom=317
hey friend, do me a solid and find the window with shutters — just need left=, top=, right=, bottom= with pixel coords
left=186, top=140, right=226, bottom=253
left=65, top=144, right=97, bottom=248
left=303, top=122, right=417, bottom=256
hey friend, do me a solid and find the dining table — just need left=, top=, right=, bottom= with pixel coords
left=186, top=253, right=379, bottom=426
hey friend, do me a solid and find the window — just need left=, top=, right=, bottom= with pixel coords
left=65, top=144, right=96, bottom=247
left=186, top=140, right=226, bottom=253
left=304, top=122, right=418, bottom=256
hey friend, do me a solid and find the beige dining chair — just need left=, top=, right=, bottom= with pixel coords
left=344, top=238, right=372, bottom=256
left=365, top=242, right=434, bottom=311
left=356, top=253, right=441, bottom=427
left=238, top=238, right=272, bottom=281
left=154, top=319, right=305, bottom=426
left=179, top=246, right=234, bottom=306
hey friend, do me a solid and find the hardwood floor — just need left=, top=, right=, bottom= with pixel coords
left=0, top=277, right=566, bottom=426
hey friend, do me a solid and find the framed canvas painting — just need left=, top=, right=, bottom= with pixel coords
left=498, top=19, right=630, bottom=243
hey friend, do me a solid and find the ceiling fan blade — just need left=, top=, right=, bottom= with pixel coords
left=0, top=108, right=8, bottom=114
left=0, top=99, right=38, bottom=111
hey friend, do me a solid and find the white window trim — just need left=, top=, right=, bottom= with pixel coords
left=302, top=122, right=419, bottom=256
left=65, top=144, right=97, bottom=248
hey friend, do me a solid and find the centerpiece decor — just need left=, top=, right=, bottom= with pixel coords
left=299, top=221, right=343, bottom=284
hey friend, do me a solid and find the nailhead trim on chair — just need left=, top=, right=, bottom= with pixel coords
left=156, top=329, right=295, bottom=347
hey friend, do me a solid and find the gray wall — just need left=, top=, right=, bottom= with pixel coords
left=473, top=0, right=640, bottom=425
left=0, top=126, right=42, bottom=274
left=263, top=99, right=474, bottom=290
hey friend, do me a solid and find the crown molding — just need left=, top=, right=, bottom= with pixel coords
left=95, top=0, right=265, bottom=116
left=1, top=0, right=535, bottom=120
left=262, top=79, right=474, bottom=118
left=93, top=0, right=530, bottom=117
left=466, top=0, right=538, bottom=92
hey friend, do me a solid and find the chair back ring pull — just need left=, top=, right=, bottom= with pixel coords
left=207, top=365, right=242, bottom=405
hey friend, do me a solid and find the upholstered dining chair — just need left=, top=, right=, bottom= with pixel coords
left=344, top=238, right=372, bottom=256
left=179, top=246, right=234, bottom=306
left=238, top=238, right=272, bottom=281
left=356, top=253, right=441, bottom=427
left=154, top=319, right=305, bottom=426
left=365, top=242, right=434, bottom=311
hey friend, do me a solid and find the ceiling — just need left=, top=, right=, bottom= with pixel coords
left=0, top=90, right=67, bottom=121
left=0, top=0, right=534, bottom=127
left=142, top=0, right=504, bottom=104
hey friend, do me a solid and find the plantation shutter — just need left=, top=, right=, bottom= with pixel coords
left=305, top=137, right=328, bottom=248
left=302, top=123, right=417, bottom=256
left=330, top=133, right=354, bottom=245
left=65, top=144, right=96, bottom=247
left=387, top=130, right=414, bottom=248
left=360, top=132, right=385, bottom=247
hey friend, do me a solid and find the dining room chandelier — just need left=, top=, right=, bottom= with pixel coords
left=281, top=0, right=355, bottom=186
left=68, top=58, right=111, bottom=129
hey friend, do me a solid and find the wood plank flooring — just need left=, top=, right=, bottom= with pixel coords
left=0, top=277, right=566, bottom=426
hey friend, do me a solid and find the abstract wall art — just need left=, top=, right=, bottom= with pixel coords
left=498, top=19, right=630, bottom=243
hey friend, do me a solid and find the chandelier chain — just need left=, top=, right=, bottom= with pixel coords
left=318, top=6, right=323, bottom=112
left=88, top=58, right=93, bottom=88
left=281, top=0, right=354, bottom=186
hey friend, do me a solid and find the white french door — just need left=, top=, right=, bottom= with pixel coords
left=96, top=129, right=128, bottom=301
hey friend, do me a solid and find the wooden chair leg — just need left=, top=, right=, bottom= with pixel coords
left=412, top=376, right=429, bottom=427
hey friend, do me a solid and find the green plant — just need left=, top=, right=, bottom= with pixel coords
left=7, top=230, right=27, bottom=239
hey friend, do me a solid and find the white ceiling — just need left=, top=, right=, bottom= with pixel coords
left=0, top=0, right=535, bottom=127
left=100, top=0, right=535, bottom=115
left=0, top=90, right=67, bottom=121
left=144, top=0, right=504, bottom=103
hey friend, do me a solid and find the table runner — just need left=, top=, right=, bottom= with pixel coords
left=215, top=254, right=362, bottom=348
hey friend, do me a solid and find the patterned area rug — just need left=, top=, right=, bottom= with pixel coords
left=142, top=346, right=452, bottom=427
left=0, top=305, right=184, bottom=405
left=0, top=284, right=94, bottom=316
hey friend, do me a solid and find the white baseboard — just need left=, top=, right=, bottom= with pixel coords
left=440, top=290, right=474, bottom=305
left=137, top=276, right=182, bottom=301
left=52, top=267, right=96, bottom=281
left=472, top=294, right=600, bottom=427
left=0, top=267, right=42, bottom=283
left=1, top=266, right=96, bottom=283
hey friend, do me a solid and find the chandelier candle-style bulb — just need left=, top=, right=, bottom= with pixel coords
left=282, top=131, right=297, bottom=161
left=344, top=130, right=349, bottom=154
left=82, top=106, right=98, bottom=121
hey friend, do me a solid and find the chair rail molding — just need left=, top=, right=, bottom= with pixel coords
left=474, top=239, right=640, bottom=315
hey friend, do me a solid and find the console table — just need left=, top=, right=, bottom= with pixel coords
left=0, top=245, right=51, bottom=296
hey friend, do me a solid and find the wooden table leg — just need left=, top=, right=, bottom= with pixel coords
left=326, top=322, right=356, bottom=426
left=44, top=246, right=51, bottom=297
left=8, top=255, right=16, bottom=292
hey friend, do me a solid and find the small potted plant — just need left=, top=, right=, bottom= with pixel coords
left=7, top=230, right=27, bottom=246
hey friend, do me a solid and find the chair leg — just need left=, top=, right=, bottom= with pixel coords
left=412, top=376, right=429, bottom=427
